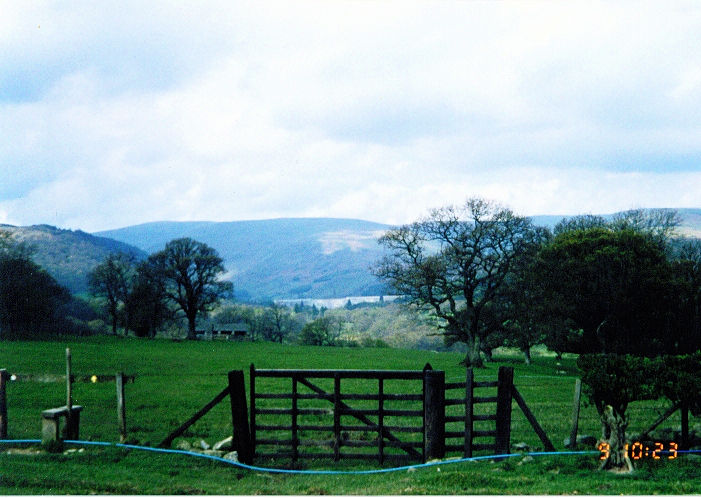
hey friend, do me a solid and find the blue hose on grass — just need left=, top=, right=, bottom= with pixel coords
left=3, top=438, right=683, bottom=475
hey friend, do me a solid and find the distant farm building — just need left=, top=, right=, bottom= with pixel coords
left=195, top=321, right=249, bottom=340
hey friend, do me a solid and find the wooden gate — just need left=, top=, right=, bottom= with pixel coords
left=444, top=366, right=514, bottom=457
left=249, top=365, right=442, bottom=464
left=444, top=366, right=555, bottom=457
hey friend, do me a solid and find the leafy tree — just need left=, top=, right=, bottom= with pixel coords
left=151, top=238, right=232, bottom=339
left=127, top=257, right=173, bottom=338
left=537, top=213, right=687, bottom=472
left=375, top=198, right=540, bottom=367
left=88, top=253, right=135, bottom=335
left=499, top=226, right=552, bottom=364
left=667, top=238, right=701, bottom=353
left=260, top=303, right=296, bottom=343
left=577, top=354, right=660, bottom=471
left=299, top=317, right=338, bottom=346
left=536, top=227, right=674, bottom=355
left=0, top=235, right=71, bottom=339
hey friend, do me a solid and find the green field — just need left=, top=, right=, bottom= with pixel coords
left=1, top=337, right=699, bottom=494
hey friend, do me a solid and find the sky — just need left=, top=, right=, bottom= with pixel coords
left=2, top=1, right=701, bottom=232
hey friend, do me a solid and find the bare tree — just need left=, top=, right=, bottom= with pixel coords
left=375, top=198, right=539, bottom=367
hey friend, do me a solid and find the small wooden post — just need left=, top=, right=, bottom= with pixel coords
left=333, top=374, right=340, bottom=462
left=292, top=376, right=299, bottom=463
left=65, top=348, right=72, bottom=436
left=495, top=366, right=514, bottom=455
left=228, top=370, right=253, bottom=464
left=681, top=401, right=689, bottom=450
left=0, top=369, right=8, bottom=439
left=116, top=372, right=127, bottom=443
left=464, top=368, right=473, bottom=458
left=249, top=364, right=256, bottom=455
left=423, top=368, right=445, bottom=461
left=568, top=379, right=582, bottom=449
left=378, top=378, right=385, bottom=465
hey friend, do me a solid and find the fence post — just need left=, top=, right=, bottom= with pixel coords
left=249, top=364, right=256, bottom=455
left=116, top=372, right=127, bottom=443
left=65, top=348, right=72, bottom=437
left=0, top=369, right=8, bottom=439
left=378, top=377, right=385, bottom=465
left=292, top=375, right=299, bottom=463
left=464, top=368, right=473, bottom=458
left=495, top=366, right=514, bottom=455
left=681, top=401, right=689, bottom=450
left=333, top=374, right=340, bottom=462
left=423, top=368, right=445, bottom=461
left=567, top=379, right=582, bottom=449
left=228, top=370, right=253, bottom=464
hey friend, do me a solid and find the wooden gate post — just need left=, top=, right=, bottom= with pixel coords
left=423, top=368, right=445, bottom=461
left=116, top=372, right=127, bottom=443
left=495, top=366, right=514, bottom=455
left=0, top=369, right=8, bottom=439
left=568, top=379, right=582, bottom=449
left=228, top=370, right=253, bottom=464
left=249, top=364, right=256, bottom=456
left=464, top=368, right=473, bottom=458
left=65, top=348, right=72, bottom=436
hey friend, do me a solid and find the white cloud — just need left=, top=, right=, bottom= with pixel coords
left=1, top=1, right=701, bottom=231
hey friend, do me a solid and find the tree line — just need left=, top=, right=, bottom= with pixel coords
left=375, top=197, right=701, bottom=471
left=88, top=237, right=233, bottom=339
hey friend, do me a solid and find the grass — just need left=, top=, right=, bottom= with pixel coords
left=1, top=336, right=699, bottom=494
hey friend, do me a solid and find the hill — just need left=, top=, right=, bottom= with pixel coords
left=97, top=210, right=701, bottom=302
left=97, top=218, right=393, bottom=301
left=0, top=224, right=146, bottom=294
left=530, top=208, right=701, bottom=237
left=3, top=209, right=699, bottom=301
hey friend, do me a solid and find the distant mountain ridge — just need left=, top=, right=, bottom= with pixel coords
left=3, top=209, right=700, bottom=301
left=0, top=224, right=146, bottom=294
left=97, top=218, right=393, bottom=301
left=531, top=208, right=701, bottom=238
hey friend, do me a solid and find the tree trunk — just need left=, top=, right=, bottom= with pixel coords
left=123, top=309, right=130, bottom=337
left=187, top=313, right=197, bottom=340
left=523, top=347, right=532, bottom=365
left=464, top=335, right=484, bottom=368
left=599, top=405, right=633, bottom=473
